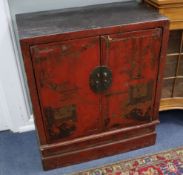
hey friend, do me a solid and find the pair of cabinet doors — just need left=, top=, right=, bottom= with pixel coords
left=31, top=28, right=162, bottom=143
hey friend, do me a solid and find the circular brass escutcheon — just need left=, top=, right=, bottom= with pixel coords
left=89, top=66, right=112, bottom=93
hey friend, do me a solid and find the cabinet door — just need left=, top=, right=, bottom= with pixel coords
left=31, top=37, right=101, bottom=143
left=101, top=29, right=162, bottom=130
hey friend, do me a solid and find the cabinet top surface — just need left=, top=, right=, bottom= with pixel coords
left=16, top=1, right=167, bottom=40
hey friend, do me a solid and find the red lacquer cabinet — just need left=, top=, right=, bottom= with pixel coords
left=16, top=2, right=169, bottom=170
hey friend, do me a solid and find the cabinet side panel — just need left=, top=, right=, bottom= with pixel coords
left=20, top=41, right=47, bottom=144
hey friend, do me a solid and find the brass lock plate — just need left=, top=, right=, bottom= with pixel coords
left=89, top=66, right=112, bottom=93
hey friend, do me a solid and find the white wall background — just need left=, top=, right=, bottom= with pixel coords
left=2, top=0, right=135, bottom=132
left=0, top=0, right=34, bottom=132
left=9, top=0, right=131, bottom=14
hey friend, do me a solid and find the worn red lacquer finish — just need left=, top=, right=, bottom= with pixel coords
left=31, top=37, right=102, bottom=143
left=16, top=1, right=169, bottom=170
left=101, top=29, right=162, bottom=130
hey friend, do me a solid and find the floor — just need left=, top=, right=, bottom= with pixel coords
left=0, top=110, right=183, bottom=175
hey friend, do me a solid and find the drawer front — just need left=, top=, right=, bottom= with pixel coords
left=101, top=28, right=162, bottom=130
left=31, top=37, right=101, bottom=143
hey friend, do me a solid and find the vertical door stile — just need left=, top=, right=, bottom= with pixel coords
left=100, top=36, right=111, bottom=130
